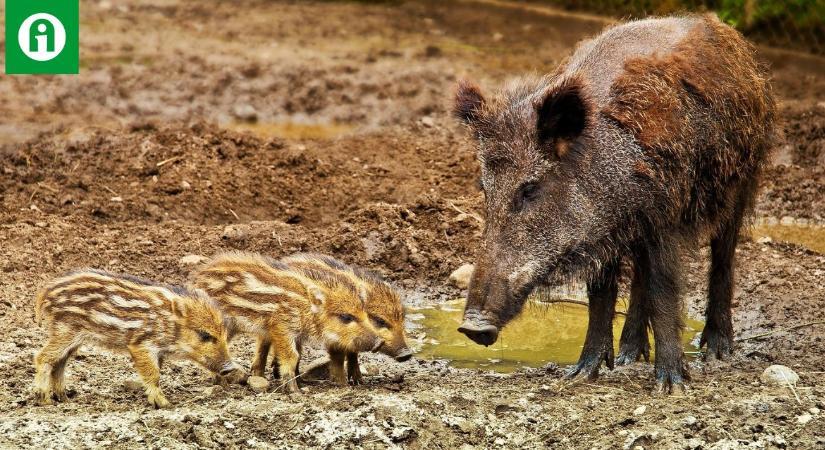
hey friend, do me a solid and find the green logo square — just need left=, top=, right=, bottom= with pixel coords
left=5, top=0, right=79, bottom=74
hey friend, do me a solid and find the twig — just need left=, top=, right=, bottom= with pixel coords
left=102, top=185, right=119, bottom=196
left=37, top=182, right=59, bottom=193
left=156, top=156, right=181, bottom=167
left=446, top=200, right=483, bottom=223
left=781, top=370, right=802, bottom=405
left=533, top=298, right=627, bottom=316
left=228, top=209, right=240, bottom=221
left=736, top=321, right=825, bottom=342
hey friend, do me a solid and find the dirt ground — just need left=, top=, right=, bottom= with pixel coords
left=1, top=1, right=824, bottom=448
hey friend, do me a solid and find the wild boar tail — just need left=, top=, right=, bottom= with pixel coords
left=34, top=288, right=50, bottom=326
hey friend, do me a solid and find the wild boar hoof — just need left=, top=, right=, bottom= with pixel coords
left=653, top=367, right=689, bottom=396
left=699, top=328, right=733, bottom=361
left=348, top=371, right=363, bottom=385
left=565, top=347, right=614, bottom=380
left=616, top=340, right=651, bottom=366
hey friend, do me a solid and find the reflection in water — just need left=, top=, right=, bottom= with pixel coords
left=410, top=298, right=704, bottom=373
left=752, top=223, right=825, bottom=254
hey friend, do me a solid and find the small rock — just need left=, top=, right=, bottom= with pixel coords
left=123, top=380, right=144, bottom=393
left=760, top=365, right=799, bottom=386
left=110, top=196, right=123, bottom=202
left=181, top=181, right=191, bottom=190
left=810, top=407, right=821, bottom=415
left=756, top=236, right=772, bottom=244
left=223, top=421, right=235, bottom=429
left=797, top=413, right=813, bottom=424
left=780, top=216, right=795, bottom=225
left=179, top=254, right=208, bottom=266
left=492, top=32, right=504, bottom=42
left=449, top=264, right=474, bottom=289
left=221, top=224, right=248, bottom=242
left=232, top=104, right=258, bottom=122
left=247, top=376, right=270, bottom=393
left=421, top=116, right=435, bottom=128
left=633, top=405, right=647, bottom=416
left=683, top=416, right=698, bottom=427
left=35, top=222, right=48, bottom=228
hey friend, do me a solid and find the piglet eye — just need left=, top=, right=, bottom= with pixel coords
left=370, top=315, right=389, bottom=329
left=197, top=330, right=216, bottom=343
left=338, top=314, right=356, bottom=324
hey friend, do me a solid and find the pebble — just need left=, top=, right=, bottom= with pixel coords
left=683, top=416, right=698, bottom=427
left=110, top=196, right=123, bottom=202
left=810, top=407, right=821, bottom=415
left=760, top=365, right=799, bottom=386
left=448, top=264, right=474, bottom=289
left=247, top=376, right=270, bottom=393
left=797, top=413, right=813, bottom=424
left=633, top=405, right=647, bottom=416
left=420, top=116, right=435, bottom=128
left=179, top=254, right=208, bottom=266
left=123, top=380, right=143, bottom=393
left=221, top=224, right=248, bottom=242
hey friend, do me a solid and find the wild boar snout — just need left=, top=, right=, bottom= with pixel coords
left=219, top=360, right=241, bottom=376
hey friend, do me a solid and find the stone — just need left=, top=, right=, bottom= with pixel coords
left=221, top=224, right=248, bottom=242
left=760, top=365, right=799, bottom=386
left=797, top=413, right=813, bottom=424
left=421, top=116, right=435, bottom=128
left=633, top=405, right=647, bottom=416
left=179, top=254, right=208, bottom=266
left=123, top=380, right=144, bottom=393
left=449, top=264, right=474, bottom=289
left=232, top=104, right=258, bottom=122
left=247, top=376, right=270, bottom=393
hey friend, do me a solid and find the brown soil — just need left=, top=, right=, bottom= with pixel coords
left=1, top=1, right=823, bottom=448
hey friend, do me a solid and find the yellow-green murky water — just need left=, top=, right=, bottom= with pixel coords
left=752, top=223, right=825, bottom=254
left=409, top=298, right=705, bottom=373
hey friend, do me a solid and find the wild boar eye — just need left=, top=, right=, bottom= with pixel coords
left=370, top=315, right=389, bottom=329
left=338, top=314, right=356, bottom=324
left=515, top=182, right=540, bottom=211
left=197, top=330, right=216, bottom=343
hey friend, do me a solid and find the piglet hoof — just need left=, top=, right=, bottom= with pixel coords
left=34, top=391, right=53, bottom=406
left=699, top=328, right=733, bottom=362
left=52, top=390, right=69, bottom=403
left=148, top=393, right=171, bottom=409
left=347, top=370, right=363, bottom=386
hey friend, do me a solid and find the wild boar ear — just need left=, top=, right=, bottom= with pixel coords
left=454, top=79, right=485, bottom=125
left=536, top=78, right=590, bottom=150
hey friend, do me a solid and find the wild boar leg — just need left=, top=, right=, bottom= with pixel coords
left=617, top=255, right=652, bottom=365
left=128, top=344, right=169, bottom=408
left=643, top=236, right=688, bottom=395
left=702, top=179, right=753, bottom=360
left=33, top=334, right=77, bottom=405
left=328, top=349, right=348, bottom=386
left=270, top=335, right=301, bottom=393
left=346, top=352, right=362, bottom=385
left=251, top=338, right=271, bottom=378
left=566, top=258, right=619, bottom=380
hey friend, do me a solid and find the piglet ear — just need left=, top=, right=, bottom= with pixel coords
left=454, top=79, right=485, bottom=125
left=536, top=77, right=590, bottom=145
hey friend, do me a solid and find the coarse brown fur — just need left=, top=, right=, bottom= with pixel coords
left=191, top=252, right=384, bottom=392
left=454, top=14, right=775, bottom=393
left=33, top=270, right=238, bottom=408
left=280, top=253, right=411, bottom=385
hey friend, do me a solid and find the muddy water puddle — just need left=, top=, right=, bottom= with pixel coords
left=752, top=223, right=825, bottom=254
left=228, top=121, right=354, bottom=140
left=410, top=298, right=704, bottom=373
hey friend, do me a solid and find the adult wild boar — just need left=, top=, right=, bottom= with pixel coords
left=454, top=14, right=774, bottom=393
